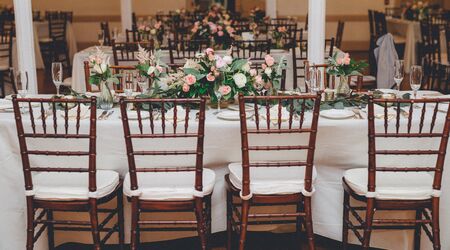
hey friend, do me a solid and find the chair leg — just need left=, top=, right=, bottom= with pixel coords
left=88, top=198, right=101, bottom=250
left=296, top=196, right=304, bottom=247
left=130, top=197, right=140, bottom=250
left=47, top=209, right=55, bottom=250
left=194, top=197, right=208, bottom=250
left=226, top=190, right=233, bottom=250
left=117, top=189, right=125, bottom=250
left=0, top=71, right=5, bottom=98
left=431, top=198, right=441, bottom=250
left=362, top=198, right=375, bottom=250
left=26, top=196, right=35, bottom=250
left=414, top=209, right=422, bottom=250
left=206, top=196, right=212, bottom=240
left=304, top=196, right=315, bottom=250
left=239, top=200, right=250, bottom=250
left=342, top=191, right=350, bottom=250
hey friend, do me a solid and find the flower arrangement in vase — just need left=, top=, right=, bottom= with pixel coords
left=271, top=26, right=288, bottom=49
left=403, top=0, right=430, bottom=21
left=137, top=20, right=164, bottom=47
left=258, top=54, right=287, bottom=92
left=326, top=52, right=368, bottom=96
left=135, top=45, right=169, bottom=94
left=87, top=47, right=119, bottom=110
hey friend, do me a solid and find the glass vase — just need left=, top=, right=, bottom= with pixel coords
left=99, top=81, right=114, bottom=110
left=336, top=75, right=351, bottom=96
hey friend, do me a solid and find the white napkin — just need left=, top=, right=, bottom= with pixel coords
left=59, top=104, right=90, bottom=120
left=165, top=106, right=187, bottom=122
left=260, top=105, right=291, bottom=122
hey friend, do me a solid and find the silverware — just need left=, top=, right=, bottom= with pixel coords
left=103, top=111, right=114, bottom=120
left=98, top=110, right=108, bottom=120
left=352, top=108, right=364, bottom=119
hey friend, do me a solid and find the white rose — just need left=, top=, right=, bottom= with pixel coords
left=223, top=55, right=233, bottom=65
left=264, top=67, right=272, bottom=75
left=147, top=66, right=156, bottom=75
left=233, top=73, right=247, bottom=88
left=150, top=29, right=157, bottom=35
left=242, top=63, right=250, bottom=72
left=93, top=63, right=107, bottom=74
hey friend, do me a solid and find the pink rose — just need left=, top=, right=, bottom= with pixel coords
left=343, top=53, right=351, bottom=65
left=191, top=27, right=198, bottom=33
left=219, top=85, right=232, bottom=95
left=218, top=31, right=224, bottom=37
left=336, top=58, right=344, bottom=65
left=261, top=63, right=267, bottom=70
left=184, top=74, right=196, bottom=85
left=182, top=84, right=190, bottom=92
left=205, top=48, right=214, bottom=55
left=208, top=54, right=215, bottom=61
left=206, top=73, right=215, bottom=82
left=216, top=57, right=226, bottom=68
left=265, top=55, right=275, bottom=67
left=255, top=75, right=263, bottom=84
left=208, top=22, right=218, bottom=33
left=218, top=25, right=223, bottom=31
left=249, top=69, right=257, bottom=77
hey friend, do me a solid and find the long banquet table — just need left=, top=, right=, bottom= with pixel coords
left=0, top=91, right=449, bottom=250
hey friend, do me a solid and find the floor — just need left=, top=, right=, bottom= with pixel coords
left=55, top=231, right=384, bottom=250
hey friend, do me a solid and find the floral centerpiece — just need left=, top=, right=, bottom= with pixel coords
left=403, top=1, right=430, bottom=21
left=135, top=45, right=169, bottom=93
left=87, top=47, right=119, bottom=110
left=249, top=7, right=267, bottom=24
left=137, top=20, right=164, bottom=48
left=326, top=52, right=368, bottom=96
left=258, top=54, right=287, bottom=92
left=271, top=26, right=288, bottom=49
left=191, top=19, right=235, bottom=50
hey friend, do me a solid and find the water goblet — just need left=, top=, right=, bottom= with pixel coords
left=51, top=62, right=63, bottom=96
left=410, top=65, right=422, bottom=99
left=394, top=60, right=404, bottom=98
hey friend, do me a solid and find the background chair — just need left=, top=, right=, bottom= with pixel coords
left=112, top=40, right=154, bottom=66
left=168, top=38, right=209, bottom=69
left=0, top=27, right=14, bottom=97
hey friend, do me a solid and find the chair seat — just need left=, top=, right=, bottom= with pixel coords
left=228, top=162, right=317, bottom=195
left=344, top=168, right=434, bottom=200
left=32, top=170, right=120, bottom=201
left=62, top=77, right=72, bottom=87
left=39, top=37, right=53, bottom=43
left=123, top=169, right=216, bottom=201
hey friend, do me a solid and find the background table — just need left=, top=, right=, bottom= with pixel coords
left=0, top=91, right=448, bottom=250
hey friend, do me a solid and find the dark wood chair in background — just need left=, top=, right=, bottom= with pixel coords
left=342, top=95, right=450, bottom=250
left=226, top=93, right=322, bottom=250
left=83, top=61, right=137, bottom=92
left=232, top=40, right=271, bottom=64
left=168, top=38, right=209, bottom=69
left=0, top=27, right=14, bottom=97
left=40, top=12, right=71, bottom=68
left=425, top=62, right=450, bottom=94
left=119, top=97, right=215, bottom=250
left=12, top=96, right=123, bottom=250
left=100, top=22, right=112, bottom=46
left=335, top=20, right=345, bottom=49
left=112, top=40, right=154, bottom=65
left=446, top=22, right=450, bottom=63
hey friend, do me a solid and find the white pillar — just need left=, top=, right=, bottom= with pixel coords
left=307, top=0, right=326, bottom=65
left=121, top=0, right=133, bottom=32
left=13, top=0, right=38, bottom=94
left=266, top=0, right=277, bottom=19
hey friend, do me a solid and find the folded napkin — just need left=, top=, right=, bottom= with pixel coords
left=260, top=105, right=291, bottom=123
left=164, top=106, right=187, bottom=122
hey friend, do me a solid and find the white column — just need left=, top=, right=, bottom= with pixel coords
left=307, top=0, right=326, bottom=65
left=13, top=0, right=38, bottom=94
left=266, top=0, right=277, bottom=19
left=120, top=0, right=133, bottom=32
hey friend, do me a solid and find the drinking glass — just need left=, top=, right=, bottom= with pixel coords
left=51, top=62, right=63, bottom=96
left=123, top=73, right=134, bottom=97
left=309, top=67, right=320, bottom=93
left=98, top=31, right=105, bottom=47
left=16, top=71, right=29, bottom=98
left=214, top=89, right=222, bottom=114
left=410, top=65, right=422, bottom=99
left=304, top=63, right=312, bottom=93
left=394, top=60, right=404, bottom=98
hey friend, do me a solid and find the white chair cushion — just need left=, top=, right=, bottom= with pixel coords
left=228, top=162, right=317, bottom=195
left=32, top=170, right=120, bottom=201
left=344, top=168, right=434, bottom=200
left=62, top=77, right=72, bottom=87
left=123, top=168, right=216, bottom=201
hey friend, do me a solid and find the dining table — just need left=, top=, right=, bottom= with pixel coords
left=0, top=90, right=449, bottom=250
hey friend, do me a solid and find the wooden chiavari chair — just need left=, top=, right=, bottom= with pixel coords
left=226, top=93, right=321, bottom=250
left=266, top=23, right=297, bottom=50
left=270, top=17, right=296, bottom=25
left=168, top=38, right=209, bottom=69
left=83, top=61, right=137, bottom=92
left=426, top=62, right=450, bottom=94
left=100, top=22, right=112, bottom=46
left=12, top=96, right=123, bottom=250
left=45, top=11, right=73, bottom=23
left=112, top=40, right=154, bottom=66
left=40, top=12, right=71, bottom=67
left=420, top=21, right=442, bottom=63
left=0, top=27, right=13, bottom=98
left=32, top=10, right=41, bottom=21
left=119, top=97, right=215, bottom=250
left=446, top=22, right=450, bottom=64
left=232, top=40, right=271, bottom=63
left=342, top=95, right=450, bottom=250
left=335, top=20, right=345, bottom=49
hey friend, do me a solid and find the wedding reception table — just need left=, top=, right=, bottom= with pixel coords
left=0, top=91, right=448, bottom=250
left=387, top=18, right=448, bottom=71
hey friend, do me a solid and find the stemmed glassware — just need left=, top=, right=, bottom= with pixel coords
left=214, top=89, right=222, bottom=115
left=51, top=62, right=63, bottom=96
left=304, top=63, right=312, bottom=93
left=394, top=60, right=404, bottom=98
left=410, top=65, right=422, bottom=99
left=308, top=66, right=320, bottom=93
left=16, top=71, right=29, bottom=98
left=123, top=72, right=134, bottom=110
left=98, top=31, right=105, bottom=48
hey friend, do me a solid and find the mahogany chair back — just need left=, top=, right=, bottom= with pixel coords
left=168, top=38, right=209, bottom=68
left=12, top=96, right=98, bottom=196
left=237, top=93, right=321, bottom=198
left=266, top=23, right=297, bottom=49
left=447, top=22, right=450, bottom=64
left=47, top=13, right=68, bottom=43
left=426, top=62, right=450, bottom=94
left=112, top=40, right=154, bottom=65
left=83, top=61, right=137, bottom=92
left=119, top=97, right=207, bottom=198
left=366, top=95, right=450, bottom=195
left=373, top=11, right=387, bottom=40
left=419, top=21, right=441, bottom=63
left=45, top=11, right=73, bottom=23
left=232, top=39, right=271, bottom=62
left=100, top=22, right=112, bottom=46
left=270, top=18, right=296, bottom=25
left=335, top=21, right=345, bottom=49
left=0, top=27, right=13, bottom=68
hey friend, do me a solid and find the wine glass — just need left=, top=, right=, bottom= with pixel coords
left=304, top=63, right=312, bottom=93
left=98, top=31, right=105, bottom=48
left=214, top=89, right=222, bottom=115
left=410, top=65, right=422, bottom=99
left=123, top=72, right=134, bottom=110
left=51, top=62, right=63, bottom=96
left=16, top=71, right=29, bottom=98
left=309, top=67, right=320, bottom=93
left=394, top=60, right=404, bottom=98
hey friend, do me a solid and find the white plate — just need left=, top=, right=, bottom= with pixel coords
left=217, top=111, right=248, bottom=121
left=227, top=104, right=254, bottom=112
left=320, top=109, right=355, bottom=120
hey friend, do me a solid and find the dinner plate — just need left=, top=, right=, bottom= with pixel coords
left=217, top=111, right=247, bottom=121
left=228, top=104, right=254, bottom=112
left=320, top=109, right=355, bottom=120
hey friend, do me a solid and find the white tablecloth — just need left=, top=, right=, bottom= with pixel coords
left=0, top=91, right=448, bottom=250
left=387, top=18, right=448, bottom=71
left=71, top=47, right=295, bottom=93
left=12, top=21, right=77, bottom=71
